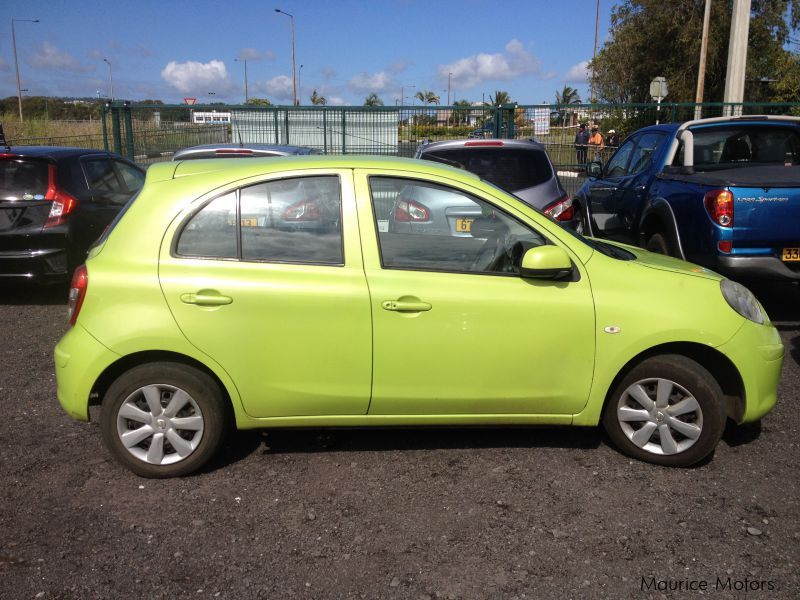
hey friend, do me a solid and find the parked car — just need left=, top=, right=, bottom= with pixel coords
left=172, top=143, right=320, bottom=160
left=414, top=139, right=575, bottom=230
left=573, top=115, right=800, bottom=281
left=0, top=136, right=145, bottom=282
left=55, top=155, right=783, bottom=477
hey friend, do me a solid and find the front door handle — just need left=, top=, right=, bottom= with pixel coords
left=180, top=291, right=233, bottom=306
left=382, top=299, right=432, bottom=312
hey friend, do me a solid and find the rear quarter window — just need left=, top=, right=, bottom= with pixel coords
left=421, top=147, right=554, bottom=191
left=0, top=158, right=49, bottom=200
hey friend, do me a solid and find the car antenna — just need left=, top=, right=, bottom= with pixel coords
left=0, top=124, right=10, bottom=152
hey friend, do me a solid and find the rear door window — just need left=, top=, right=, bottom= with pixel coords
left=421, top=147, right=553, bottom=191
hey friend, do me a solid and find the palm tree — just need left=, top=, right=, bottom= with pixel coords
left=245, top=97, right=272, bottom=106
left=310, top=89, right=327, bottom=106
left=451, top=99, right=472, bottom=125
left=415, top=90, right=440, bottom=105
left=363, top=93, right=384, bottom=107
left=555, top=85, right=581, bottom=105
left=488, top=90, right=512, bottom=106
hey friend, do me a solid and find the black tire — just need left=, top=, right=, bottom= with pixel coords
left=645, top=231, right=672, bottom=256
left=100, top=362, right=229, bottom=478
left=602, top=355, right=726, bottom=467
left=573, top=203, right=588, bottom=236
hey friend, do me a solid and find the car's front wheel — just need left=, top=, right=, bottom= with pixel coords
left=603, top=355, right=726, bottom=467
left=100, top=362, right=229, bottom=478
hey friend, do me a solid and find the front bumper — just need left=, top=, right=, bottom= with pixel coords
left=55, top=323, right=120, bottom=421
left=718, top=255, right=800, bottom=281
left=718, top=318, right=784, bottom=423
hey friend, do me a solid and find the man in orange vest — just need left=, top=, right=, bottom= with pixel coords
left=588, top=125, right=605, bottom=161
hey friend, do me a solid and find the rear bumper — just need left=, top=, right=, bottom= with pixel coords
left=0, top=248, right=70, bottom=279
left=717, top=255, right=800, bottom=281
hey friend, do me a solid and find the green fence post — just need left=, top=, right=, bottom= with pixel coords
left=111, top=104, right=122, bottom=155
left=273, top=110, right=279, bottom=144
left=284, top=110, right=290, bottom=145
left=323, top=109, right=328, bottom=154
left=123, top=101, right=135, bottom=160
left=101, top=103, right=109, bottom=151
left=341, top=110, right=347, bottom=154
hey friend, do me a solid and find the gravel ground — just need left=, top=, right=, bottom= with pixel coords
left=1, top=280, right=798, bottom=600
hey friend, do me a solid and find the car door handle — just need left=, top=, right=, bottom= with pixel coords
left=382, top=299, right=432, bottom=312
left=180, top=291, right=233, bottom=306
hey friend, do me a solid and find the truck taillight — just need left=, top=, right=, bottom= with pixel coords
left=283, top=199, right=320, bottom=221
left=393, top=198, right=430, bottom=222
left=704, top=189, right=734, bottom=227
left=543, top=194, right=574, bottom=221
left=43, top=164, right=79, bottom=228
left=67, top=264, right=88, bottom=326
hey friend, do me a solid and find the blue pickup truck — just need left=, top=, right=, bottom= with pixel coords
left=574, top=116, right=800, bottom=281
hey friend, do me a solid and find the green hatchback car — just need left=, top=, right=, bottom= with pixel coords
left=55, top=156, right=784, bottom=477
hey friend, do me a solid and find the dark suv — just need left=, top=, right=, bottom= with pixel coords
left=415, top=139, right=576, bottom=227
left=0, top=143, right=145, bottom=282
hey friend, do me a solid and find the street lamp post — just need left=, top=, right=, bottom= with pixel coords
left=12, top=17, right=39, bottom=122
left=274, top=8, right=297, bottom=106
left=298, top=64, right=304, bottom=106
left=234, top=58, right=249, bottom=103
left=103, top=58, right=114, bottom=102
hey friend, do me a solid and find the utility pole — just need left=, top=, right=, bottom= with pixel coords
left=235, top=58, right=249, bottom=103
left=12, top=18, right=39, bottom=122
left=723, top=0, right=751, bottom=116
left=447, top=72, right=452, bottom=105
left=590, top=0, right=600, bottom=103
left=275, top=9, right=297, bottom=106
left=694, top=0, right=712, bottom=120
left=103, top=58, right=114, bottom=102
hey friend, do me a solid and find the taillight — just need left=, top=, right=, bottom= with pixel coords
left=67, top=264, right=88, bottom=326
left=283, top=199, right=321, bottom=221
left=464, top=140, right=504, bottom=147
left=215, top=148, right=254, bottom=156
left=704, top=189, right=734, bottom=227
left=43, top=164, right=79, bottom=228
left=393, top=197, right=430, bottom=222
left=543, top=194, right=574, bottom=221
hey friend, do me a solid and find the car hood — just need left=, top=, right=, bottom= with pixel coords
left=593, top=239, right=723, bottom=281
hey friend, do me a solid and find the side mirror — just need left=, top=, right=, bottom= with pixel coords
left=519, top=245, right=573, bottom=280
left=587, top=161, right=603, bottom=178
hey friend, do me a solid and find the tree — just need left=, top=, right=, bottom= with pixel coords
left=555, top=85, right=581, bottom=105
left=363, top=93, right=384, bottom=106
left=451, top=99, right=472, bottom=125
left=310, top=89, right=327, bottom=105
left=415, top=90, right=440, bottom=104
left=488, top=90, right=512, bottom=106
left=590, top=0, right=800, bottom=103
left=246, top=98, right=272, bottom=106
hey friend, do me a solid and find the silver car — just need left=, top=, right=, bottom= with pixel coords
left=414, top=139, right=577, bottom=230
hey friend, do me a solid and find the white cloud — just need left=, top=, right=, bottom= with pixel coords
left=161, top=59, right=230, bottom=94
left=438, top=39, right=541, bottom=90
left=565, top=61, right=590, bottom=84
left=349, top=71, right=393, bottom=94
left=29, top=42, right=93, bottom=73
left=238, top=48, right=275, bottom=61
left=327, top=96, right=347, bottom=106
left=262, top=75, right=294, bottom=101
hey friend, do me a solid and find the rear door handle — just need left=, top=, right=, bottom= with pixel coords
left=180, top=291, right=233, bottom=306
left=382, top=299, right=432, bottom=312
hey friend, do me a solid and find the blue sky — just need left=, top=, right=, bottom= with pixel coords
left=1, top=0, right=616, bottom=106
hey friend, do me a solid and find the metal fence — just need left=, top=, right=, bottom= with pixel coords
left=9, top=101, right=800, bottom=197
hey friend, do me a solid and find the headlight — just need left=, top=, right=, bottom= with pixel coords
left=720, top=279, right=765, bottom=324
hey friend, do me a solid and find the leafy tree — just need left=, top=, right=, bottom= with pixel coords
left=246, top=97, right=272, bottom=106
left=590, top=0, right=800, bottom=103
left=451, top=99, right=472, bottom=125
left=363, top=93, right=384, bottom=106
left=310, top=89, right=327, bottom=105
left=415, top=90, right=440, bottom=104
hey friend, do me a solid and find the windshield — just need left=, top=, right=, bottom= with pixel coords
left=675, top=125, right=800, bottom=170
left=422, top=147, right=554, bottom=191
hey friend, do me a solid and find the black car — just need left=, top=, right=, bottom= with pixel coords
left=0, top=138, right=145, bottom=282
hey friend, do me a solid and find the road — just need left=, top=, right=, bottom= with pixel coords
left=1, top=280, right=798, bottom=599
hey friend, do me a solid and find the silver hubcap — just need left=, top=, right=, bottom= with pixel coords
left=116, top=384, right=204, bottom=465
left=616, top=378, right=703, bottom=455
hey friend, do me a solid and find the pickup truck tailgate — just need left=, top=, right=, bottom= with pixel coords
left=733, top=184, right=800, bottom=245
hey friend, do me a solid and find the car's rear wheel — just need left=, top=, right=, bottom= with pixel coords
left=645, top=231, right=672, bottom=255
left=602, top=355, right=726, bottom=467
left=100, top=362, right=229, bottom=478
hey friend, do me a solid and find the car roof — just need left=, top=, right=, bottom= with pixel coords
left=147, top=155, right=483, bottom=185
left=419, top=138, right=547, bottom=152
left=172, top=143, right=313, bottom=159
left=4, top=146, right=114, bottom=160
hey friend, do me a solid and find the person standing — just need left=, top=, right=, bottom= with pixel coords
left=574, top=124, right=589, bottom=170
left=605, top=129, right=619, bottom=147
left=588, top=125, right=605, bottom=161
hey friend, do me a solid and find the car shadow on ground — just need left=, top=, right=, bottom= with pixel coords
left=0, top=282, right=69, bottom=305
